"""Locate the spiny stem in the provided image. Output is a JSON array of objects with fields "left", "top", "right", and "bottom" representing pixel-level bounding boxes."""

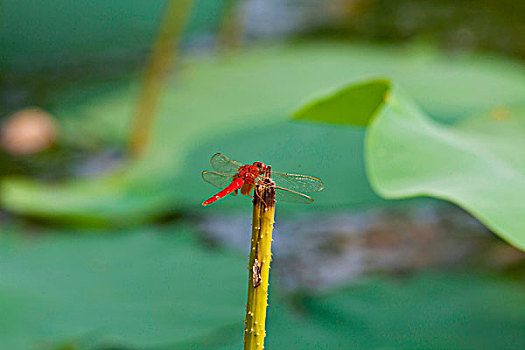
[
  {"left": 244, "top": 166, "right": 276, "bottom": 350},
  {"left": 128, "top": 0, "right": 194, "bottom": 157}
]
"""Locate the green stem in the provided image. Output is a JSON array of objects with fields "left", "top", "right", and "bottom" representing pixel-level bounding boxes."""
[
  {"left": 128, "top": 0, "right": 194, "bottom": 157},
  {"left": 217, "top": 0, "right": 243, "bottom": 53},
  {"left": 244, "top": 166, "right": 276, "bottom": 350}
]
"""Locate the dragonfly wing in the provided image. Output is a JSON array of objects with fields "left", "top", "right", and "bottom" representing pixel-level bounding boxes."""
[
  {"left": 275, "top": 186, "right": 314, "bottom": 204},
  {"left": 272, "top": 171, "right": 324, "bottom": 193},
  {"left": 210, "top": 153, "right": 243, "bottom": 174},
  {"left": 202, "top": 171, "right": 233, "bottom": 189}
]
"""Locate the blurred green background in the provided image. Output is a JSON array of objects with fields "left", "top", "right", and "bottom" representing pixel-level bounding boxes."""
[{"left": 0, "top": 0, "right": 524, "bottom": 349}]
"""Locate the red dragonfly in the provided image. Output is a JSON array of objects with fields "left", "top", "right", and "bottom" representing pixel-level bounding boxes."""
[{"left": 202, "top": 153, "right": 324, "bottom": 206}]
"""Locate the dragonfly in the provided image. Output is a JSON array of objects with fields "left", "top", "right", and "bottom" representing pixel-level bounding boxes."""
[{"left": 201, "top": 153, "right": 324, "bottom": 206}]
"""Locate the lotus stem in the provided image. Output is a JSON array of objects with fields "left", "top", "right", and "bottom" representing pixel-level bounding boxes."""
[
  {"left": 128, "top": 0, "right": 194, "bottom": 157},
  {"left": 217, "top": 0, "right": 243, "bottom": 53},
  {"left": 243, "top": 166, "right": 276, "bottom": 350}
]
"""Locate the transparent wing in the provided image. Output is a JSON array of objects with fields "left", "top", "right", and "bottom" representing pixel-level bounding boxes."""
[
  {"left": 275, "top": 186, "right": 314, "bottom": 204},
  {"left": 210, "top": 153, "right": 243, "bottom": 174},
  {"left": 202, "top": 171, "right": 233, "bottom": 189},
  {"left": 272, "top": 171, "right": 324, "bottom": 193}
]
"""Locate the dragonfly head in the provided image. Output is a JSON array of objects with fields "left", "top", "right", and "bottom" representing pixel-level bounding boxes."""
[{"left": 253, "top": 161, "right": 266, "bottom": 175}]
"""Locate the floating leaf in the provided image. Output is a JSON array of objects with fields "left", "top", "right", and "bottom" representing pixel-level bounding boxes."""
[
  {"left": 219, "top": 272, "right": 525, "bottom": 349},
  {"left": 0, "top": 224, "right": 245, "bottom": 348}
]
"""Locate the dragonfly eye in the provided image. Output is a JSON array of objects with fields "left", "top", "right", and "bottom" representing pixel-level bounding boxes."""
[{"left": 252, "top": 161, "right": 265, "bottom": 173}]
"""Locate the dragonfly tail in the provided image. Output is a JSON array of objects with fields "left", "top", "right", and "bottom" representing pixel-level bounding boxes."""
[{"left": 202, "top": 178, "right": 244, "bottom": 206}]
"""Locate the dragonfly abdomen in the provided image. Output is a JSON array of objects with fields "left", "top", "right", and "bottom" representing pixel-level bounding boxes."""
[{"left": 202, "top": 177, "right": 245, "bottom": 206}]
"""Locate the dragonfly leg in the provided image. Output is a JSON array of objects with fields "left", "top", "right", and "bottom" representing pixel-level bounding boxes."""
[
  {"left": 253, "top": 185, "right": 268, "bottom": 208},
  {"left": 233, "top": 189, "right": 238, "bottom": 196}
]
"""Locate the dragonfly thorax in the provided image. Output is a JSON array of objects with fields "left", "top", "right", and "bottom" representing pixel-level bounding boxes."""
[{"left": 235, "top": 164, "right": 265, "bottom": 184}]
